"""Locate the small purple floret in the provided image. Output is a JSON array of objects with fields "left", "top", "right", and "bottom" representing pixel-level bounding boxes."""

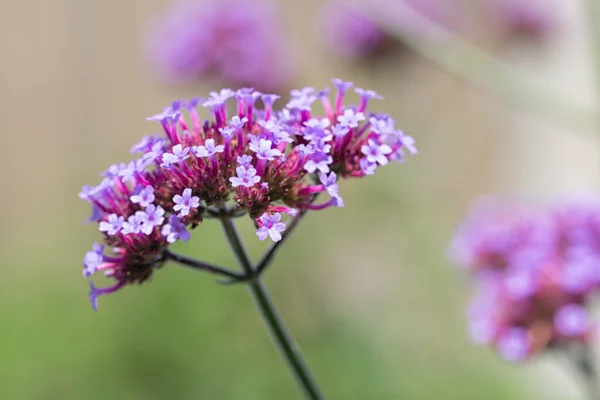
[
  {"left": 173, "top": 188, "right": 200, "bottom": 217},
  {"left": 161, "top": 215, "right": 191, "bottom": 244},
  {"left": 256, "top": 212, "right": 286, "bottom": 242}
]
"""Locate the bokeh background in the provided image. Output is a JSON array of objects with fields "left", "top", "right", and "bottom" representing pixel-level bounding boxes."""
[{"left": 1, "top": 0, "right": 599, "bottom": 399}]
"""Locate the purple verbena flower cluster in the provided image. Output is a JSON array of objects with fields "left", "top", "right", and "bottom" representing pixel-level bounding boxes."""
[
  {"left": 80, "top": 79, "right": 416, "bottom": 309},
  {"left": 319, "top": 1, "right": 389, "bottom": 58},
  {"left": 148, "top": 0, "right": 290, "bottom": 90},
  {"left": 449, "top": 198, "right": 600, "bottom": 362}
]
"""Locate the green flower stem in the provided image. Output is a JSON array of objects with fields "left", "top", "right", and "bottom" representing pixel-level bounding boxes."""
[
  {"left": 219, "top": 216, "right": 325, "bottom": 400},
  {"left": 164, "top": 249, "right": 245, "bottom": 280},
  {"left": 587, "top": 0, "right": 600, "bottom": 105}
]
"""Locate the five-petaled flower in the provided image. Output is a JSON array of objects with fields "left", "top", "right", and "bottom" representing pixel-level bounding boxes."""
[
  {"left": 173, "top": 188, "right": 200, "bottom": 217},
  {"left": 256, "top": 213, "right": 286, "bottom": 242}
]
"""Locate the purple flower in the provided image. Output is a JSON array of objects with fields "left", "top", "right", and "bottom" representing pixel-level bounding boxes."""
[
  {"left": 361, "top": 139, "right": 392, "bottom": 166},
  {"left": 337, "top": 109, "right": 365, "bottom": 128},
  {"left": 130, "top": 185, "right": 155, "bottom": 207},
  {"left": 88, "top": 281, "right": 125, "bottom": 311},
  {"left": 560, "top": 251, "right": 599, "bottom": 294},
  {"left": 296, "top": 144, "right": 314, "bottom": 157},
  {"left": 83, "top": 243, "right": 104, "bottom": 278},
  {"left": 173, "top": 188, "right": 200, "bottom": 216},
  {"left": 219, "top": 126, "right": 236, "bottom": 139},
  {"left": 230, "top": 166, "right": 261, "bottom": 188},
  {"left": 237, "top": 154, "right": 254, "bottom": 167},
  {"left": 397, "top": 131, "right": 418, "bottom": 155},
  {"left": 286, "top": 94, "right": 317, "bottom": 111},
  {"left": 359, "top": 158, "right": 377, "bottom": 175},
  {"left": 261, "top": 94, "right": 280, "bottom": 107},
  {"left": 555, "top": 304, "right": 590, "bottom": 337},
  {"left": 332, "top": 78, "right": 354, "bottom": 95},
  {"left": 369, "top": 116, "right": 395, "bottom": 135},
  {"left": 140, "top": 204, "right": 166, "bottom": 235},
  {"left": 249, "top": 139, "right": 282, "bottom": 160},
  {"left": 161, "top": 144, "right": 190, "bottom": 168},
  {"left": 331, "top": 124, "right": 349, "bottom": 137},
  {"left": 488, "top": 0, "right": 559, "bottom": 40},
  {"left": 467, "top": 301, "right": 498, "bottom": 345},
  {"left": 102, "top": 163, "right": 126, "bottom": 179},
  {"left": 99, "top": 214, "right": 125, "bottom": 235},
  {"left": 304, "top": 152, "right": 333, "bottom": 174},
  {"left": 229, "top": 116, "right": 248, "bottom": 130},
  {"left": 497, "top": 328, "right": 529, "bottom": 363},
  {"left": 130, "top": 135, "right": 165, "bottom": 154},
  {"left": 121, "top": 212, "right": 146, "bottom": 235},
  {"left": 117, "top": 161, "right": 138, "bottom": 182},
  {"left": 355, "top": 88, "right": 383, "bottom": 102},
  {"left": 503, "top": 266, "right": 538, "bottom": 300},
  {"left": 143, "top": 141, "right": 167, "bottom": 162},
  {"left": 320, "top": 172, "right": 339, "bottom": 198},
  {"left": 203, "top": 89, "right": 235, "bottom": 108},
  {"left": 147, "top": 0, "right": 292, "bottom": 90},
  {"left": 450, "top": 197, "right": 600, "bottom": 361},
  {"left": 79, "top": 80, "right": 414, "bottom": 308},
  {"left": 290, "top": 87, "right": 315, "bottom": 97},
  {"left": 304, "top": 118, "right": 330, "bottom": 131},
  {"left": 256, "top": 212, "right": 286, "bottom": 242},
  {"left": 161, "top": 215, "right": 191, "bottom": 244},
  {"left": 319, "top": 2, "right": 388, "bottom": 58},
  {"left": 195, "top": 139, "right": 225, "bottom": 158},
  {"left": 146, "top": 106, "right": 180, "bottom": 123}
]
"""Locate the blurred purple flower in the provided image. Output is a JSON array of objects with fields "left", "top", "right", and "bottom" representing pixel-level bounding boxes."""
[
  {"left": 486, "top": 0, "right": 559, "bottom": 41},
  {"left": 318, "top": 0, "right": 453, "bottom": 59},
  {"left": 450, "top": 197, "right": 600, "bottom": 362},
  {"left": 148, "top": 0, "right": 292, "bottom": 90},
  {"left": 319, "top": 1, "right": 388, "bottom": 58}
]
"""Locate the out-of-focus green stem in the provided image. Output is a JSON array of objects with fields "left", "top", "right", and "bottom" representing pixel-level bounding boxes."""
[
  {"left": 567, "top": 344, "right": 600, "bottom": 400},
  {"left": 343, "top": 0, "right": 599, "bottom": 131},
  {"left": 587, "top": 0, "right": 600, "bottom": 117},
  {"left": 220, "top": 217, "right": 325, "bottom": 400}
]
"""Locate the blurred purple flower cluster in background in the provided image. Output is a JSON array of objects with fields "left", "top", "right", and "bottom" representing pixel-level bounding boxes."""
[
  {"left": 317, "top": 0, "right": 558, "bottom": 61},
  {"left": 318, "top": 0, "right": 454, "bottom": 59},
  {"left": 147, "top": 0, "right": 291, "bottom": 90},
  {"left": 450, "top": 198, "right": 600, "bottom": 362},
  {"left": 485, "top": 0, "right": 559, "bottom": 41}
]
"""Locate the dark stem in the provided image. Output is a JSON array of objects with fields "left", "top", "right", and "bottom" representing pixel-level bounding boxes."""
[
  {"left": 163, "top": 249, "right": 246, "bottom": 281},
  {"left": 220, "top": 216, "right": 325, "bottom": 400},
  {"left": 567, "top": 343, "right": 600, "bottom": 400}
]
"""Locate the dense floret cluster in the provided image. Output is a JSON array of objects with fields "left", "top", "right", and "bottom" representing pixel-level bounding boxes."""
[
  {"left": 450, "top": 198, "right": 600, "bottom": 362},
  {"left": 80, "top": 79, "right": 416, "bottom": 309}
]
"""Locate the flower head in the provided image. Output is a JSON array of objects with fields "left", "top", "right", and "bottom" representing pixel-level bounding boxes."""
[
  {"left": 147, "top": 0, "right": 292, "bottom": 90},
  {"left": 450, "top": 197, "right": 600, "bottom": 362},
  {"left": 79, "top": 79, "right": 414, "bottom": 308}
]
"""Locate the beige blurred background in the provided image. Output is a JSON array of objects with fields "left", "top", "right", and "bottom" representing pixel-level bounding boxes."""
[{"left": 1, "top": 0, "right": 599, "bottom": 399}]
